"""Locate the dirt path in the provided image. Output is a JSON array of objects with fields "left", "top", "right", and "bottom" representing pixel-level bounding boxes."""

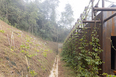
[
  {"left": 58, "top": 56, "right": 65, "bottom": 77},
  {"left": 49, "top": 43, "right": 64, "bottom": 77},
  {"left": 57, "top": 44, "right": 64, "bottom": 77},
  {"left": 49, "top": 56, "right": 58, "bottom": 77},
  {"left": 48, "top": 43, "right": 77, "bottom": 77},
  {"left": 49, "top": 55, "right": 65, "bottom": 77}
]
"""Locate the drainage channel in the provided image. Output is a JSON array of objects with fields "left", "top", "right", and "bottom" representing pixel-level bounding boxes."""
[{"left": 49, "top": 56, "right": 58, "bottom": 77}]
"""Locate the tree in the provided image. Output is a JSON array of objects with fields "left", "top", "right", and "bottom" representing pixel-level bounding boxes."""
[
  {"left": 57, "top": 26, "right": 70, "bottom": 42},
  {"left": 40, "top": 0, "right": 59, "bottom": 21},
  {"left": 36, "top": 0, "right": 59, "bottom": 41},
  {"left": 0, "top": 0, "right": 67, "bottom": 42},
  {"left": 56, "top": 4, "right": 74, "bottom": 42},
  {"left": 59, "top": 4, "right": 74, "bottom": 28}
]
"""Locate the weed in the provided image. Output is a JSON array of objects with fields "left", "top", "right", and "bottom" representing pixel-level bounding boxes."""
[
  {"left": 26, "top": 53, "right": 37, "bottom": 58},
  {"left": 50, "top": 50, "right": 53, "bottom": 53},
  {"left": 25, "top": 46, "right": 30, "bottom": 49},
  {"left": 37, "top": 49, "right": 39, "bottom": 52},
  {"left": 25, "top": 43, "right": 29, "bottom": 46},
  {"left": 36, "top": 44, "right": 39, "bottom": 46},
  {"left": 33, "top": 48, "right": 39, "bottom": 52},
  {"left": 21, "top": 50, "right": 29, "bottom": 54},
  {"left": 18, "top": 34, "right": 21, "bottom": 37},
  {"left": 26, "top": 36, "right": 32, "bottom": 43},
  {"left": 29, "top": 42, "right": 33, "bottom": 45},
  {"left": 27, "top": 54, "right": 33, "bottom": 58},
  {"left": 33, "top": 53, "right": 37, "bottom": 56},
  {"left": 102, "top": 73, "right": 116, "bottom": 77},
  {"left": 42, "top": 52, "right": 47, "bottom": 57},
  {"left": 41, "top": 48, "right": 44, "bottom": 51},
  {"left": 44, "top": 49, "right": 49, "bottom": 52},
  {"left": 21, "top": 50, "right": 25, "bottom": 53},
  {"left": 29, "top": 70, "right": 37, "bottom": 76},
  {"left": 0, "top": 30, "right": 5, "bottom": 33},
  {"left": 38, "top": 59, "right": 41, "bottom": 62},
  {"left": 20, "top": 44, "right": 25, "bottom": 49},
  {"left": 10, "top": 48, "right": 14, "bottom": 51},
  {"left": 41, "top": 66, "right": 46, "bottom": 71},
  {"left": 20, "top": 44, "right": 29, "bottom": 49}
]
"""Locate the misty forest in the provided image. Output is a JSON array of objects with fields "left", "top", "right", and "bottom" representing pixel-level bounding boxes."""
[
  {"left": 0, "top": 0, "right": 74, "bottom": 42},
  {"left": 0, "top": 0, "right": 76, "bottom": 77},
  {"left": 1, "top": 0, "right": 115, "bottom": 77}
]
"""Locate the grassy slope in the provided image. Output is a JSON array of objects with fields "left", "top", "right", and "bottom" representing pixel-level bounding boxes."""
[{"left": 0, "top": 20, "right": 57, "bottom": 77}]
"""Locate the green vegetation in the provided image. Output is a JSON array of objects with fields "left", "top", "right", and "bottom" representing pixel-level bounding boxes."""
[
  {"left": 62, "top": 26, "right": 103, "bottom": 77},
  {"left": 58, "top": 4, "right": 74, "bottom": 28},
  {"left": 102, "top": 73, "right": 116, "bottom": 77},
  {"left": 0, "top": 30, "right": 5, "bottom": 33},
  {"left": 60, "top": 2, "right": 105, "bottom": 76},
  {"left": 42, "top": 52, "right": 47, "bottom": 57},
  {"left": 0, "top": 0, "right": 74, "bottom": 42},
  {"left": 58, "top": 3, "right": 74, "bottom": 42},
  {"left": 29, "top": 70, "right": 37, "bottom": 76}
]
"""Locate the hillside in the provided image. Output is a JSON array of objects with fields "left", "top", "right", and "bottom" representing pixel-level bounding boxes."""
[{"left": 0, "top": 20, "right": 57, "bottom": 77}]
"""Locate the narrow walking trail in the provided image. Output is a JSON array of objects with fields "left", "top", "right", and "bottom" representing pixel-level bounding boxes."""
[
  {"left": 49, "top": 56, "right": 58, "bottom": 77},
  {"left": 58, "top": 56, "right": 64, "bottom": 77},
  {"left": 49, "top": 43, "right": 63, "bottom": 77}
]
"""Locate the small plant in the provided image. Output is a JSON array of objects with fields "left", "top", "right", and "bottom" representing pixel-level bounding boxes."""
[
  {"left": 38, "top": 59, "right": 41, "bottom": 62},
  {"left": 18, "top": 34, "right": 21, "bottom": 37},
  {"left": 36, "top": 44, "right": 40, "bottom": 46},
  {"left": 21, "top": 50, "right": 25, "bottom": 53},
  {"left": 102, "top": 73, "right": 116, "bottom": 77},
  {"left": 26, "top": 54, "right": 36, "bottom": 58},
  {"left": 10, "top": 48, "right": 14, "bottom": 51},
  {"left": 33, "top": 53, "right": 37, "bottom": 56},
  {"left": 20, "top": 43, "right": 29, "bottom": 49},
  {"left": 20, "top": 44, "right": 26, "bottom": 49},
  {"left": 50, "top": 50, "right": 53, "bottom": 53},
  {"left": 42, "top": 52, "right": 47, "bottom": 57},
  {"left": 29, "top": 70, "right": 37, "bottom": 76},
  {"left": 27, "top": 54, "right": 33, "bottom": 58},
  {"left": 41, "top": 66, "right": 46, "bottom": 71},
  {"left": 21, "top": 50, "right": 29, "bottom": 54},
  {"left": 0, "top": 30, "right": 5, "bottom": 33},
  {"left": 37, "top": 49, "right": 39, "bottom": 52},
  {"left": 26, "top": 36, "right": 32, "bottom": 44},
  {"left": 44, "top": 49, "right": 49, "bottom": 52}
]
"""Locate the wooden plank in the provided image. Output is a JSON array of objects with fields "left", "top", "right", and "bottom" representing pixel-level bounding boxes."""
[
  {"left": 93, "top": 7, "right": 116, "bottom": 11},
  {"left": 83, "top": 20, "right": 101, "bottom": 23}
]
